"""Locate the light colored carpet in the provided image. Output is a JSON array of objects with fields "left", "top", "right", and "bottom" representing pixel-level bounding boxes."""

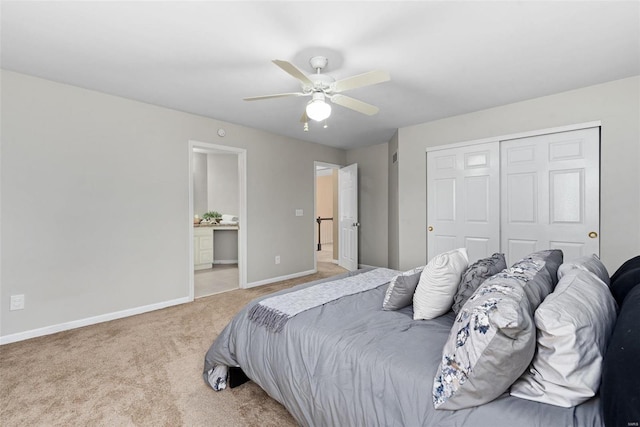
[{"left": 0, "top": 261, "right": 347, "bottom": 426}]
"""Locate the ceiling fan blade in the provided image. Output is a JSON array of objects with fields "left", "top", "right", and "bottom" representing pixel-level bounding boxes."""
[
  {"left": 332, "top": 70, "right": 390, "bottom": 93},
  {"left": 243, "top": 92, "right": 306, "bottom": 101},
  {"left": 330, "top": 94, "right": 379, "bottom": 116},
  {"left": 272, "top": 60, "right": 314, "bottom": 87}
]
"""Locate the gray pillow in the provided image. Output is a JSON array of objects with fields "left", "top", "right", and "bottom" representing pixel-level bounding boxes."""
[
  {"left": 511, "top": 268, "right": 617, "bottom": 407},
  {"left": 452, "top": 253, "right": 507, "bottom": 314},
  {"left": 433, "top": 249, "right": 563, "bottom": 410},
  {"left": 557, "top": 253, "right": 610, "bottom": 286},
  {"left": 382, "top": 266, "right": 424, "bottom": 310}
]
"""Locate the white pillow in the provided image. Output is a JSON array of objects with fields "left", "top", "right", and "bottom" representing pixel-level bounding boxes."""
[
  {"left": 413, "top": 248, "right": 468, "bottom": 320},
  {"left": 510, "top": 269, "right": 618, "bottom": 407},
  {"left": 557, "top": 253, "right": 610, "bottom": 286}
]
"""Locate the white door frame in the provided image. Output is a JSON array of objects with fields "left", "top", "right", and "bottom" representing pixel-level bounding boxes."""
[
  {"left": 425, "top": 121, "right": 602, "bottom": 153},
  {"left": 188, "top": 140, "right": 247, "bottom": 301},
  {"left": 313, "top": 161, "right": 341, "bottom": 272}
]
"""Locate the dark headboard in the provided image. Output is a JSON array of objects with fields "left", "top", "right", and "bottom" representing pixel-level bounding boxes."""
[{"left": 601, "top": 256, "right": 640, "bottom": 427}]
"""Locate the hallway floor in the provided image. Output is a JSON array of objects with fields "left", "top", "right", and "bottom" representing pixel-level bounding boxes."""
[
  {"left": 195, "top": 243, "right": 340, "bottom": 299},
  {"left": 195, "top": 264, "right": 238, "bottom": 298}
]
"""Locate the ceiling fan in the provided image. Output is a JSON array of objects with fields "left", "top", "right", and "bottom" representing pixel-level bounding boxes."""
[{"left": 244, "top": 56, "right": 390, "bottom": 126}]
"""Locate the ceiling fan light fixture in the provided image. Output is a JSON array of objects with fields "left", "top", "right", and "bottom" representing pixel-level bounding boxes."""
[
  {"left": 306, "top": 93, "right": 331, "bottom": 122},
  {"left": 246, "top": 57, "right": 390, "bottom": 125}
]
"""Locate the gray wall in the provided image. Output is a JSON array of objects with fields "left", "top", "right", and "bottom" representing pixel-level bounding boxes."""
[
  {"left": 207, "top": 153, "right": 239, "bottom": 216},
  {"left": 395, "top": 76, "right": 640, "bottom": 273},
  {"left": 332, "top": 169, "right": 339, "bottom": 261},
  {"left": 387, "top": 131, "right": 399, "bottom": 270},
  {"left": 1, "top": 70, "right": 345, "bottom": 338},
  {"left": 346, "top": 142, "right": 389, "bottom": 268},
  {"left": 192, "top": 152, "right": 208, "bottom": 216},
  {"left": 214, "top": 231, "right": 238, "bottom": 262},
  {"left": 193, "top": 152, "right": 240, "bottom": 218}
]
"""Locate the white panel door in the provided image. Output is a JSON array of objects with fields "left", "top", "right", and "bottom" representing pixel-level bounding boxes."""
[
  {"left": 427, "top": 142, "right": 500, "bottom": 263},
  {"left": 339, "top": 163, "right": 359, "bottom": 271},
  {"left": 501, "top": 127, "right": 600, "bottom": 265}
]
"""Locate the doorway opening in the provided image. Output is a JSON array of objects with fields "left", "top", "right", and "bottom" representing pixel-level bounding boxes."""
[
  {"left": 314, "top": 162, "right": 340, "bottom": 272},
  {"left": 189, "top": 140, "right": 247, "bottom": 300}
]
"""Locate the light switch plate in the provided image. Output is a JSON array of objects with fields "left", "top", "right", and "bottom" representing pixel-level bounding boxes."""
[
  {"left": 10, "top": 294, "right": 25, "bottom": 311},
  {"left": 295, "top": 209, "right": 303, "bottom": 216}
]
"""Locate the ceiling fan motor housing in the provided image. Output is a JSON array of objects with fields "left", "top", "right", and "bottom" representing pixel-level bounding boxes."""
[
  {"left": 308, "top": 73, "right": 335, "bottom": 92},
  {"left": 309, "top": 56, "right": 329, "bottom": 70}
]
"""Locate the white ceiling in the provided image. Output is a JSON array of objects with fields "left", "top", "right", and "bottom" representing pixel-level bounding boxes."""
[{"left": 2, "top": 1, "right": 639, "bottom": 149}]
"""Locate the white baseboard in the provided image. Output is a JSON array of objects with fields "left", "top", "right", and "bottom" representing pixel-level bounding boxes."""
[
  {"left": 358, "top": 263, "right": 380, "bottom": 269},
  {"left": 0, "top": 296, "right": 190, "bottom": 345},
  {"left": 245, "top": 269, "right": 316, "bottom": 288},
  {"left": 213, "top": 259, "right": 238, "bottom": 265}
]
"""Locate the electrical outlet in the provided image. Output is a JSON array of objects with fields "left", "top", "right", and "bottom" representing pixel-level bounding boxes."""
[
  {"left": 10, "top": 294, "right": 25, "bottom": 311},
  {"left": 275, "top": 255, "right": 281, "bottom": 264}
]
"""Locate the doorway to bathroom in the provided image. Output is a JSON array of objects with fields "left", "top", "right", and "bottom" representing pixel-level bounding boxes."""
[{"left": 189, "top": 140, "right": 247, "bottom": 299}]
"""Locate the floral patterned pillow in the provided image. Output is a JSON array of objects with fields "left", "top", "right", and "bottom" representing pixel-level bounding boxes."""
[{"left": 432, "top": 250, "right": 563, "bottom": 410}]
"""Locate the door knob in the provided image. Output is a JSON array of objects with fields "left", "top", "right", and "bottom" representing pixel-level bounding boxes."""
[
  {"left": 428, "top": 226, "right": 434, "bottom": 232},
  {"left": 588, "top": 231, "right": 598, "bottom": 238},
  {"left": 352, "top": 222, "right": 360, "bottom": 227}
]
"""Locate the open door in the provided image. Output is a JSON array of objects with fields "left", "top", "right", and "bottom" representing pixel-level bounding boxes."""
[{"left": 339, "top": 163, "right": 359, "bottom": 270}]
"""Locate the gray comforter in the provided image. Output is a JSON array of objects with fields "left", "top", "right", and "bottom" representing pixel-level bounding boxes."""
[{"left": 203, "top": 269, "right": 603, "bottom": 426}]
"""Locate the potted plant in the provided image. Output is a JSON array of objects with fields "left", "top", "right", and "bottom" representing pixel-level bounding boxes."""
[{"left": 202, "top": 211, "right": 222, "bottom": 224}]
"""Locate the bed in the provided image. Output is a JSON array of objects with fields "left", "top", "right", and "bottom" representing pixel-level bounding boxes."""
[{"left": 203, "top": 252, "right": 640, "bottom": 427}]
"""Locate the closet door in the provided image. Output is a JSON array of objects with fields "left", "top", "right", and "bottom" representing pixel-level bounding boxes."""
[
  {"left": 501, "top": 127, "right": 600, "bottom": 265},
  {"left": 427, "top": 141, "right": 500, "bottom": 263}
]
